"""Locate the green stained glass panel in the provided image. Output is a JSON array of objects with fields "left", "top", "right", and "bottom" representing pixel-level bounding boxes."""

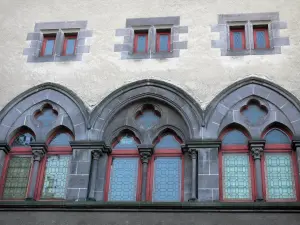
[
  {"left": 3, "top": 157, "right": 31, "bottom": 199},
  {"left": 264, "top": 153, "right": 296, "bottom": 200},
  {"left": 42, "top": 155, "right": 71, "bottom": 199},
  {"left": 222, "top": 153, "right": 251, "bottom": 199}
]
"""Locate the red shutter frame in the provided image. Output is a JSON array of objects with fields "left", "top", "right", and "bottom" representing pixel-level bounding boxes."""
[
  {"left": 134, "top": 34, "right": 148, "bottom": 53},
  {"left": 40, "top": 37, "right": 56, "bottom": 56},
  {"left": 230, "top": 29, "right": 246, "bottom": 50},
  {"left": 156, "top": 32, "right": 171, "bottom": 52},
  {"left": 253, "top": 28, "right": 270, "bottom": 49},
  {"left": 62, "top": 35, "right": 77, "bottom": 56}
]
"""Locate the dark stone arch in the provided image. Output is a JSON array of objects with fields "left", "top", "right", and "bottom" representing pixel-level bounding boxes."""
[
  {"left": 0, "top": 82, "right": 89, "bottom": 141},
  {"left": 45, "top": 125, "right": 75, "bottom": 144},
  {"left": 218, "top": 122, "right": 251, "bottom": 139},
  {"left": 261, "top": 122, "right": 294, "bottom": 139},
  {"left": 7, "top": 125, "right": 36, "bottom": 145},
  {"left": 90, "top": 79, "right": 203, "bottom": 140},
  {"left": 151, "top": 125, "right": 186, "bottom": 145},
  {"left": 104, "top": 125, "right": 143, "bottom": 146},
  {"left": 205, "top": 77, "right": 300, "bottom": 139}
]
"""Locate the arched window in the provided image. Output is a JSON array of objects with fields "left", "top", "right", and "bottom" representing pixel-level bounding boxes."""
[
  {"left": 105, "top": 131, "right": 141, "bottom": 201},
  {"left": 148, "top": 131, "right": 183, "bottom": 202},
  {"left": 0, "top": 128, "right": 36, "bottom": 199},
  {"left": 262, "top": 128, "right": 298, "bottom": 201},
  {"left": 35, "top": 128, "right": 74, "bottom": 200},
  {"left": 220, "top": 128, "right": 254, "bottom": 201}
]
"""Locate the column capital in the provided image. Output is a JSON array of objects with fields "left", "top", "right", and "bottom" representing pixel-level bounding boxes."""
[
  {"left": 292, "top": 139, "right": 300, "bottom": 151},
  {"left": 0, "top": 142, "right": 10, "bottom": 154},
  {"left": 30, "top": 143, "right": 47, "bottom": 161},
  {"left": 92, "top": 149, "right": 103, "bottom": 160},
  {"left": 138, "top": 144, "right": 153, "bottom": 164},
  {"left": 70, "top": 141, "right": 112, "bottom": 154},
  {"left": 249, "top": 140, "right": 265, "bottom": 160},
  {"left": 188, "top": 148, "right": 197, "bottom": 159}
]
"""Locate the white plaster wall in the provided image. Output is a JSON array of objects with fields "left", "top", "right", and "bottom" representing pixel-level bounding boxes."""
[{"left": 0, "top": 0, "right": 299, "bottom": 110}]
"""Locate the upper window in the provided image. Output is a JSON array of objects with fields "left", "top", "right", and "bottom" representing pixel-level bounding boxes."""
[
  {"left": 63, "top": 34, "right": 77, "bottom": 56},
  {"left": 41, "top": 34, "right": 56, "bottom": 56},
  {"left": 134, "top": 31, "right": 148, "bottom": 53},
  {"left": 156, "top": 29, "right": 171, "bottom": 52},
  {"left": 264, "top": 129, "right": 290, "bottom": 144},
  {"left": 222, "top": 129, "right": 248, "bottom": 145},
  {"left": 253, "top": 25, "right": 270, "bottom": 49},
  {"left": 113, "top": 132, "right": 140, "bottom": 150},
  {"left": 49, "top": 132, "right": 73, "bottom": 146},
  {"left": 230, "top": 26, "right": 246, "bottom": 50}
]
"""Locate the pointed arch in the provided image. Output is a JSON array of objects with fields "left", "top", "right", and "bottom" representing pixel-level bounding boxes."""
[
  {"left": 9, "top": 126, "right": 36, "bottom": 146},
  {"left": 46, "top": 125, "right": 75, "bottom": 146}
]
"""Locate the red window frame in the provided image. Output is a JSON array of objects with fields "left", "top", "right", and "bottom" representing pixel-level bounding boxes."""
[
  {"left": 230, "top": 27, "right": 246, "bottom": 50},
  {"left": 62, "top": 35, "right": 77, "bottom": 56},
  {"left": 261, "top": 128, "right": 299, "bottom": 202},
  {"left": 156, "top": 32, "right": 171, "bottom": 52},
  {"left": 253, "top": 27, "right": 270, "bottom": 49},
  {"left": 134, "top": 33, "right": 148, "bottom": 53},
  {"left": 104, "top": 135, "right": 142, "bottom": 201},
  {"left": 147, "top": 134, "right": 184, "bottom": 202},
  {"left": 35, "top": 129, "right": 74, "bottom": 201},
  {"left": 219, "top": 128, "right": 255, "bottom": 202},
  {"left": 0, "top": 130, "right": 35, "bottom": 200},
  {"left": 40, "top": 36, "right": 56, "bottom": 56}
]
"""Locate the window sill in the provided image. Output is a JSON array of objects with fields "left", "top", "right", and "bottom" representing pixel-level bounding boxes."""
[
  {"left": 222, "top": 48, "right": 280, "bottom": 56},
  {"left": 124, "top": 50, "right": 179, "bottom": 60},
  {"left": 27, "top": 54, "right": 83, "bottom": 63}
]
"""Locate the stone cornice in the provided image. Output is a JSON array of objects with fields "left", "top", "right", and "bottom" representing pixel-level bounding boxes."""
[
  {"left": 70, "top": 141, "right": 111, "bottom": 154},
  {"left": 183, "top": 139, "right": 222, "bottom": 149},
  {"left": 0, "top": 142, "right": 10, "bottom": 154}
]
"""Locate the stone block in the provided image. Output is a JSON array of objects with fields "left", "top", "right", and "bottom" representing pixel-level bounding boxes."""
[
  {"left": 198, "top": 175, "right": 218, "bottom": 188},
  {"left": 198, "top": 160, "right": 209, "bottom": 174},
  {"left": 198, "top": 188, "right": 213, "bottom": 202},
  {"left": 65, "top": 188, "right": 79, "bottom": 200},
  {"left": 173, "top": 41, "right": 188, "bottom": 50},
  {"left": 68, "top": 175, "right": 89, "bottom": 188},
  {"left": 210, "top": 160, "right": 218, "bottom": 175},
  {"left": 77, "top": 161, "right": 91, "bottom": 174}
]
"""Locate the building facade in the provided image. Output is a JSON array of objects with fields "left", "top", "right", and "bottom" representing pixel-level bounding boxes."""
[{"left": 0, "top": 0, "right": 300, "bottom": 224}]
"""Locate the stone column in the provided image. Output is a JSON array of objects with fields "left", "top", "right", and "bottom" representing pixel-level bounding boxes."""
[
  {"left": 27, "top": 143, "right": 46, "bottom": 200},
  {"left": 292, "top": 140, "right": 300, "bottom": 191},
  {"left": 188, "top": 148, "right": 197, "bottom": 201},
  {"left": 88, "top": 149, "right": 103, "bottom": 201},
  {"left": 0, "top": 143, "right": 10, "bottom": 178},
  {"left": 249, "top": 140, "right": 265, "bottom": 202},
  {"left": 138, "top": 144, "right": 153, "bottom": 201}
]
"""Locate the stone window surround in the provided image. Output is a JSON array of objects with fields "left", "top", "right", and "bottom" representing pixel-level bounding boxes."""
[
  {"left": 114, "top": 16, "right": 188, "bottom": 60},
  {"left": 211, "top": 12, "right": 290, "bottom": 56},
  {"left": 23, "top": 21, "right": 93, "bottom": 62}
]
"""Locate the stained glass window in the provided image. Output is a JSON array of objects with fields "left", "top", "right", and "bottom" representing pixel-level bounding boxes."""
[
  {"left": 222, "top": 130, "right": 248, "bottom": 145},
  {"left": 65, "top": 38, "right": 76, "bottom": 55},
  {"left": 12, "top": 132, "right": 35, "bottom": 146},
  {"left": 108, "top": 158, "right": 139, "bottom": 201},
  {"left": 222, "top": 153, "right": 252, "bottom": 199},
  {"left": 255, "top": 31, "right": 267, "bottom": 48},
  {"left": 49, "top": 132, "right": 73, "bottom": 146},
  {"left": 135, "top": 34, "right": 147, "bottom": 53},
  {"left": 264, "top": 153, "right": 296, "bottom": 200},
  {"left": 152, "top": 157, "right": 181, "bottom": 201},
  {"left": 114, "top": 134, "right": 138, "bottom": 150},
  {"left": 158, "top": 34, "right": 169, "bottom": 51},
  {"left": 136, "top": 108, "right": 160, "bottom": 129},
  {"left": 42, "top": 155, "right": 70, "bottom": 199},
  {"left": 44, "top": 39, "right": 55, "bottom": 56},
  {"left": 3, "top": 156, "right": 31, "bottom": 199},
  {"left": 155, "top": 134, "right": 181, "bottom": 150},
  {"left": 264, "top": 129, "right": 290, "bottom": 144},
  {"left": 36, "top": 107, "right": 57, "bottom": 126},
  {"left": 241, "top": 102, "right": 267, "bottom": 126}
]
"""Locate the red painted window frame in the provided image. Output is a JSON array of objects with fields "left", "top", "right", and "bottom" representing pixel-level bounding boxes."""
[
  {"left": 104, "top": 135, "right": 142, "bottom": 201},
  {"left": 62, "top": 35, "right": 77, "bottom": 56},
  {"left": 40, "top": 36, "right": 56, "bottom": 56},
  {"left": 156, "top": 32, "right": 171, "bottom": 52},
  {"left": 146, "top": 133, "right": 184, "bottom": 202},
  {"left": 219, "top": 128, "right": 255, "bottom": 202},
  {"left": 0, "top": 130, "right": 35, "bottom": 200},
  {"left": 134, "top": 33, "right": 148, "bottom": 53},
  {"left": 261, "top": 128, "right": 299, "bottom": 202},
  {"left": 230, "top": 27, "right": 246, "bottom": 50},
  {"left": 35, "top": 130, "right": 74, "bottom": 201},
  {"left": 253, "top": 27, "right": 270, "bottom": 49}
]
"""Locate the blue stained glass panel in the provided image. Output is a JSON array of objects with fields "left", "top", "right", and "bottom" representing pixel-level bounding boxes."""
[
  {"left": 136, "top": 110, "right": 160, "bottom": 129},
  {"left": 50, "top": 133, "right": 73, "bottom": 146},
  {"left": 42, "top": 155, "right": 70, "bottom": 199},
  {"left": 233, "top": 32, "right": 243, "bottom": 49},
  {"left": 45, "top": 40, "right": 54, "bottom": 55},
  {"left": 137, "top": 35, "right": 147, "bottom": 52},
  {"left": 155, "top": 135, "right": 181, "bottom": 150},
  {"left": 66, "top": 39, "right": 76, "bottom": 55},
  {"left": 108, "top": 158, "right": 138, "bottom": 201},
  {"left": 36, "top": 109, "right": 57, "bottom": 126},
  {"left": 264, "top": 153, "right": 296, "bottom": 199},
  {"left": 222, "top": 153, "right": 251, "bottom": 199},
  {"left": 114, "top": 135, "right": 138, "bottom": 150},
  {"left": 242, "top": 104, "right": 267, "bottom": 126},
  {"left": 222, "top": 130, "right": 248, "bottom": 145},
  {"left": 265, "top": 129, "right": 290, "bottom": 144},
  {"left": 256, "top": 31, "right": 267, "bottom": 48},
  {"left": 12, "top": 132, "right": 35, "bottom": 146},
  {"left": 159, "top": 35, "right": 169, "bottom": 51},
  {"left": 152, "top": 157, "right": 181, "bottom": 201}
]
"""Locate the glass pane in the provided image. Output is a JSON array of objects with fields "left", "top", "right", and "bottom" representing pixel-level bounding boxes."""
[
  {"left": 42, "top": 155, "right": 70, "bottom": 199},
  {"left": 153, "top": 157, "right": 181, "bottom": 201},
  {"left": 44, "top": 39, "right": 54, "bottom": 55},
  {"left": 155, "top": 135, "right": 181, "bottom": 150},
  {"left": 222, "top": 130, "right": 247, "bottom": 145},
  {"left": 265, "top": 129, "right": 290, "bottom": 144},
  {"left": 222, "top": 153, "right": 251, "bottom": 199},
  {"left": 12, "top": 132, "right": 35, "bottom": 146},
  {"left": 3, "top": 157, "right": 31, "bottom": 199},
  {"left": 36, "top": 109, "right": 57, "bottom": 126},
  {"left": 137, "top": 35, "right": 146, "bottom": 52},
  {"left": 66, "top": 39, "right": 76, "bottom": 55},
  {"left": 242, "top": 104, "right": 267, "bottom": 126},
  {"left": 264, "top": 153, "right": 296, "bottom": 200},
  {"left": 159, "top": 35, "right": 169, "bottom": 51},
  {"left": 233, "top": 32, "right": 243, "bottom": 49},
  {"left": 136, "top": 109, "right": 160, "bottom": 129},
  {"left": 256, "top": 31, "right": 266, "bottom": 48},
  {"left": 108, "top": 158, "right": 138, "bottom": 201},
  {"left": 50, "top": 133, "right": 73, "bottom": 146},
  {"left": 114, "top": 135, "right": 138, "bottom": 150}
]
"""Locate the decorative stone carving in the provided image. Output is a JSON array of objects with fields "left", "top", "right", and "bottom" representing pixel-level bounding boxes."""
[
  {"left": 250, "top": 147, "right": 263, "bottom": 160},
  {"left": 92, "top": 149, "right": 103, "bottom": 160}
]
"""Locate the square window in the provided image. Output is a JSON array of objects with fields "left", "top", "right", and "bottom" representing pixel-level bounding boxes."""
[
  {"left": 253, "top": 25, "right": 270, "bottom": 49},
  {"left": 41, "top": 34, "right": 56, "bottom": 56},
  {"left": 134, "top": 31, "right": 148, "bottom": 53},
  {"left": 156, "top": 29, "right": 171, "bottom": 52},
  {"left": 63, "top": 34, "right": 77, "bottom": 56},
  {"left": 230, "top": 26, "right": 246, "bottom": 50}
]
